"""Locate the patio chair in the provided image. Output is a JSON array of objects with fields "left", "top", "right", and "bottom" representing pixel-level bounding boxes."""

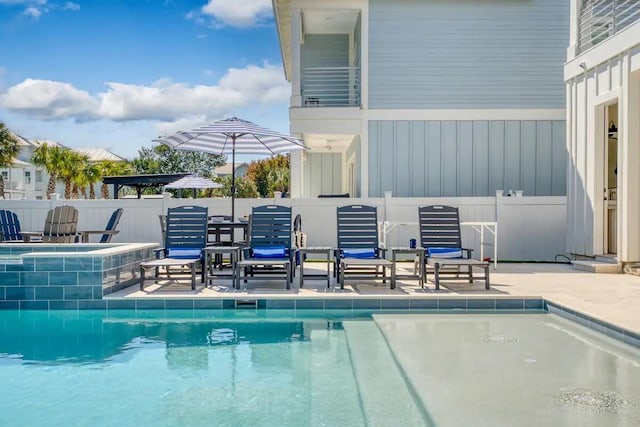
[
  {"left": 21, "top": 205, "right": 80, "bottom": 243},
  {"left": 79, "top": 208, "right": 123, "bottom": 243},
  {"left": 235, "top": 205, "right": 294, "bottom": 290},
  {"left": 335, "top": 205, "right": 394, "bottom": 289},
  {"left": 140, "top": 205, "right": 208, "bottom": 291},
  {"left": 418, "top": 205, "right": 490, "bottom": 290},
  {"left": 0, "top": 209, "right": 23, "bottom": 242}
]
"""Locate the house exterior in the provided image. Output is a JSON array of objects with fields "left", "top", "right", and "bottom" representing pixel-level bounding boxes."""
[
  {"left": 564, "top": 0, "right": 640, "bottom": 263},
  {"left": 0, "top": 133, "right": 47, "bottom": 200},
  {"left": 273, "top": 0, "right": 570, "bottom": 199},
  {"left": 0, "top": 132, "right": 125, "bottom": 199},
  {"left": 213, "top": 162, "right": 249, "bottom": 178}
]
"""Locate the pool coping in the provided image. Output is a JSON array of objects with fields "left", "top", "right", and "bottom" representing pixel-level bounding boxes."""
[{"left": 1, "top": 296, "right": 639, "bottom": 350}]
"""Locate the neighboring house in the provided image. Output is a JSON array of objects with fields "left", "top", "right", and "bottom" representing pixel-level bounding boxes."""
[
  {"left": 0, "top": 132, "right": 47, "bottom": 200},
  {"left": 273, "top": 0, "right": 570, "bottom": 198},
  {"left": 564, "top": 1, "right": 640, "bottom": 263},
  {"left": 0, "top": 130, "right": 125, "bottom": 199},
  {"left": 213, "top": 162, "right": 248, "bottom": 178}
]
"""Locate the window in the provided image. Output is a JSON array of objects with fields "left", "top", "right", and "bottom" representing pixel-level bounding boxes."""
[
  {"left": 1, "top": 171, "right": 7, "bottom": 180},
  {"left": 25, "top": 171, "right": 31, "bottom": 184},
  {"left": 36, "top": 170, "right": 43, "bottom": 183}
]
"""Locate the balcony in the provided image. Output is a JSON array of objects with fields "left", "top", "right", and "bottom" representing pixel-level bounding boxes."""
[
  {"left": 301, "top": 66, "right": 360, "bottom": 108},
  {"left": 578, "top": 0, "right": 640, "bottom": 53}
]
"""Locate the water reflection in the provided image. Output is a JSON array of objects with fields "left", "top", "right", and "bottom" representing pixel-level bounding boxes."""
[{"left": 0, "top": 311, "right": 328, "bottom": 364}]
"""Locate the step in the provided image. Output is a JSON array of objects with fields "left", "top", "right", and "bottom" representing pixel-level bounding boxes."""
[
  {"left": 572, "top": 260, "right": 622, "bottom": 273},
  {"left": 595, "top": 255, "right": 619, "bottom": 264},
  {"left": 342, "top": 321, "right": 429, "bottom": 426}
]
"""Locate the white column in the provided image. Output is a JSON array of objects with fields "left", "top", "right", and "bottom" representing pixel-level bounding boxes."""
[
  {"left": 290, "top": 151, "right": 303, "bottom": 198},
  {"left": 619, "top": 66, "right": 640, "bottom": 261},
  {"left": 290, "top": 8, "right": 302, "bottom": 108},
  {"left": 567, "top": 0, "right": 582, "bottom": 60}
]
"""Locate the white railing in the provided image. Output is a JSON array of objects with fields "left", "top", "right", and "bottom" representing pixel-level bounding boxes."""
[
  {"left": 301, "top": 66, "right": 360, "bottom": 107},
  {"left": 578, "top": 0, "right": 640, "bottom": 53}
]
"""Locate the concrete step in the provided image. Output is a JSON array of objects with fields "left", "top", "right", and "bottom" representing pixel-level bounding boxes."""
[
  {"left": 595, "top": 255, "right": 619, "bottom": 264},
  {"left": 572, "top": 260, "right": 622, "bottom": 273}
]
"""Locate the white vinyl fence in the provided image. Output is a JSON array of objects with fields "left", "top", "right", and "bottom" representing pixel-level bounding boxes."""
[{"left": 0, "top": 193, "right": 567, "bottom": 261}]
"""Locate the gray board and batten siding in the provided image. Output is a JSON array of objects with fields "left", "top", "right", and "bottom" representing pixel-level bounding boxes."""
[
  {"left": 368, "top": 0, "right": 570, "bottom": 109},
  {"left": 368, "top": 120, "right": 566, "bottom": 197}
]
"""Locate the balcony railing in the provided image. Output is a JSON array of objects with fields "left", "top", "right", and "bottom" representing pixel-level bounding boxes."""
[
  {"left": 301, "top": 66, "right": 360, "bottom": 107},
  {"left": 578, "top": 0, "right": 640, "bottom": 53}
]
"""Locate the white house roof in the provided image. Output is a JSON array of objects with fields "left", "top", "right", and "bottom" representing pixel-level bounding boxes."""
[
  {"left": 33, "top": 139, "right": 66, "bottom": 148},
  {"left": 74, "top": 148, "right": 124, "bottom": 162},
  {"left": 213, "top": 163, "right": 248, "bottom": 176},
  {"left": 9, "top": 131, "right": 34, "bottom": 147}
]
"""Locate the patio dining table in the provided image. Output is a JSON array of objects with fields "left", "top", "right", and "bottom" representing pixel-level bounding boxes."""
[{"left": 207, "top": 221, "right": 248, "bottom": 245}]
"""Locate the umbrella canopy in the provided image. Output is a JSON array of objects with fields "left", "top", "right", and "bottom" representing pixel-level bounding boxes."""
[
  {"left": 165, "top": 175, "right": 222, "bottom": 199},
  {"left": 155, "top": 117, "right": 307, "bottom": 218}
]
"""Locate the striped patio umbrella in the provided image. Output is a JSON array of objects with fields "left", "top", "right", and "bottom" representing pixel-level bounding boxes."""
[
  {"left": 164, "top": 175, "right": 222, "bottom": 198},
  {"left": 154, "top": 117, "right": 307, "bottom": 219}
]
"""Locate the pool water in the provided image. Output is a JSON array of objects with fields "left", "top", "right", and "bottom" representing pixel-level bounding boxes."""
[
  {"left": 0, "top": 310, "right": 639, "bottom": 426},
  {"left": 0, "top": 310, "right": 427, "bottom": 427}
]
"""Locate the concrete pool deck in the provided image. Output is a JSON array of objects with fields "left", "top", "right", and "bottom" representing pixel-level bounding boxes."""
[{"left": 107, "top": 262, "right": 640, "bottom": 336}]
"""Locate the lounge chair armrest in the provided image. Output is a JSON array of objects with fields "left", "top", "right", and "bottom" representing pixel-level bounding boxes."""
[
  {"left": 154, "top": 247, "right": 166, "bottom": 259},
  {"left": 377, "top": 247, "right": 388, "bottom": 258},
  {"left": 462, "top": 248, "right": 473, "bottom": 259}
]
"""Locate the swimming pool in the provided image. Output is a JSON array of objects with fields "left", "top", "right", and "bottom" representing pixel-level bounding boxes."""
[{"left": 0, "top": 310, "right": 638, "bottom": 426}]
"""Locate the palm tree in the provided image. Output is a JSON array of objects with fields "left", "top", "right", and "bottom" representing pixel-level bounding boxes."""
[
  {"left": 97, "top": 160, "right": 132, "bottom": 199},
  {"left": 0, "top": 123, "right": 19, "bottom": 199},
  {"left": 73, "top": 162, "right": 102, "bottom": 199},
  {"left": 60, "top": 151, "right": 88, "bottom": 199},
  {"left": 31, "top": 142, "right": 67, "bottom": 199}
]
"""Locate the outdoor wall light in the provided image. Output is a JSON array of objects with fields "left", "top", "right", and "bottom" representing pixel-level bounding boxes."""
[{"left": 579, "top": 62, "right": 587, "bottom": 70}]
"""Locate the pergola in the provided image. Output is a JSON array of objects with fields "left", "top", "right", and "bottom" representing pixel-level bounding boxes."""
[{"left": 102, "top": 173, "right": 189, "bottom": 199}]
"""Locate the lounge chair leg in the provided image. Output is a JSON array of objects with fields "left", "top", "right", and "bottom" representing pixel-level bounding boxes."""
[
  {"left": 434, "top": 262, "right": 441, "bottom": 290},
  {"left": 340, "top": 263, "right": 345, "bottom": 290},
  {"left": 485, "top": 265, "right": 490, "bottom": 290},
  {"left": 191, "top": 263, "right": 196, "bottom": 291},
  {"left": 469, "top": 264, "right": 474, "bottom": 283},
  {"left": 140, "top": 266, "right": 145, "bottom": 291}
]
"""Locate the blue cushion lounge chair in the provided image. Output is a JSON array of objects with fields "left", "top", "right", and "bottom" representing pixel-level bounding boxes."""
[
  {"left": 335, "top": 205, "right": 394, "bottom": 289},
  {"left": 140, "top": 205, "right": 208, "bottom": 291},
  {"left": 235, "top": 205, "right": 294, "bottom": 290},
  {"left": 418, "top": 205, "right": 490, "bottom": 290},
  {"left": 0, "top": 209, "right": 23, "bottom": 242}
]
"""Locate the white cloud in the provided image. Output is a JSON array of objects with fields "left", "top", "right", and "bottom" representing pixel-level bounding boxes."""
[
  {"left": 0, "top": 78, "right": 98, "bottom": 120},
  {"left": 63, "top": 1, "right": 79, "bottom": 11},
  {"left": 199, "top": 0, "right": 272, "bottom": 28},
  {"left": 0, "top": 64, "right": 290, "bottom": 124},
  {"left": 23, "top": 6, "right": 41, "bottom": 18},
  {"left": 0, "top": 0, "right": 46, "bottom": 4}
]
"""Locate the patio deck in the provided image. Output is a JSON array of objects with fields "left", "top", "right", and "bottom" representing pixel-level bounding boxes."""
[{"left": 108, "top": 262, "right": 640, "bottom": 336}]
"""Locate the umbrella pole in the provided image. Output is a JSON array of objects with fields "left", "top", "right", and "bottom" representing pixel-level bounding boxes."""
[{"left": 231, "top": 136, "right": 236, "bottom": 221}]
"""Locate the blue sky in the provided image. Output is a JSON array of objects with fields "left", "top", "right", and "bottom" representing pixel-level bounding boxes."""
[{"left": 0, "top": 0, "right": 290, "bottom": 160}]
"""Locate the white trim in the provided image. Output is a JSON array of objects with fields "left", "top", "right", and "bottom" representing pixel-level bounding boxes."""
[
  {"left": 364, "top": 109, "right": 566, "bottom": 121},
  {"left": 594, "top": 88, "right": 622, "bottom": 106},
  {"left": 565, "top": 22, "right": 640, "bottom": 79}
]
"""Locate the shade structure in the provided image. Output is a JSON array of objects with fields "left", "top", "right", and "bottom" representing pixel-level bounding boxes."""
[
  {"left": 154, "top": 117, "right": 307, "bottom": 219},
  {"left": 165, "top": 175, "right": 222, "bottom": 198}
]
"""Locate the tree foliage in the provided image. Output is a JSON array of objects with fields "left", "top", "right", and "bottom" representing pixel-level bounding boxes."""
[
  {"left": 0, "top": 123, "right": 19, "bottom": 199},
  {"left": 245, "top": 155, "right": 290, "bottom": 198},
  {"left": 132, "top": 145, "right": 225, "bottom": 177},
  {"left": 212, "top": 175, "right": 259, "bottom": 198}
]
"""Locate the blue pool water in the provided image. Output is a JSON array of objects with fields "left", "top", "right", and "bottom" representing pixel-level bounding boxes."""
[{"left": 1, "top": 310, "right": 639, "bottom": 426}]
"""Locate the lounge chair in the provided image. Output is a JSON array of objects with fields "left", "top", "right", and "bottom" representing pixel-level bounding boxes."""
[
  {"left": 79, "top": 208, "right": 123, "bottom": 243},
  {"left": 335, "top": 205, "right": 394, "bottom": 289},
  {"left": 21, "top": 205, "right": 79, "bottom": 243},
  {"left": 0, "top": 209, "right": 23, "bottom": 242},
  {"left": 140, "top": 205, "right": 208, "bottom": 291},
  {"left": 418, "top": 205, "right": 490, "bottom": 290},
  {"left": 235, "top": 205, "right": 294, "bottom": 290}
]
